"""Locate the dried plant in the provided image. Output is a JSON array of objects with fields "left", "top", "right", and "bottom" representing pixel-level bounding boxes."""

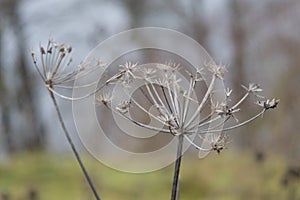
[
  {"left": 31, "top": 40, "right": 101, "bottom": 200},
  {"left": 32, "top": 39, "right": 278, "bottom": 200},
  {"left": 96, "top": 61, "right": 279, "bottom": 200}
]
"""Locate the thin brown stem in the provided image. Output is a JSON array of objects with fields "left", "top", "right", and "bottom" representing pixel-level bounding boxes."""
[
  {"left": 171, "top": 134, "right": 184, "bottom": 200},
  {"left": 48, "top": 86, "right": 101, "bottom": 200}
]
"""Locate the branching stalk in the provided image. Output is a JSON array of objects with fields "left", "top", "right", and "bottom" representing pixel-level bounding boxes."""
[{"left": 197, "top": 109, "right": 266, "bottom": 134}]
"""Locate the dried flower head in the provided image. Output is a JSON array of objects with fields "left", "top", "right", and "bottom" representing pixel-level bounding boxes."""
[
  {"left": 31, "top": 40, "right": 74, "bottom": 86},
  {"left": 210, "top": 132, "right": 230, "bottom": 154},
  {"left": 207, "top": 62, "right": 227, "bottom": 79},
  {"left": 257, "top": 98, "right": 280, "bottom": 110},
  {"left": 96, "top": 92, "right": 112, "bottom": 106},
  {"left": 97, "top": 60, "right": 279, "bottom": 155},
  {"left": 106, "top": 62, "right": 137, "bottom": 85},
  {"left": 31, "top": 39, "right": 104, "bottom": 100},
  {"left": 116, "top": 100, "right": 131, "bottom": 114}
]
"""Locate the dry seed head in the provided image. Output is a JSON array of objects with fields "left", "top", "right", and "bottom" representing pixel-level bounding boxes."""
[{"left": 97, "top": 92, "right": 112, "bottom": 106}]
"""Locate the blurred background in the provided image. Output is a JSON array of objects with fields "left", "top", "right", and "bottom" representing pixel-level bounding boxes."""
[{"left": 0, "top": 0, "right": 299, "bottom": 199}]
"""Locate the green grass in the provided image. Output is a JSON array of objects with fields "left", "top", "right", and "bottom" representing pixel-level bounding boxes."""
[{"left": 0, "top": 150, "right": 297, "bottom": 200}]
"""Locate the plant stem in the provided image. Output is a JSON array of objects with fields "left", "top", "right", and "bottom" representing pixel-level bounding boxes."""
[
  {"left": 171, "top": 134, "right": 184, "bottom": 200},
  {"left": 48, "top": 88, "right": 101, "bottom": 200}
]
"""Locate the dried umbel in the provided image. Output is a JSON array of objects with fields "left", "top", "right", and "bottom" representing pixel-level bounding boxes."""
[
  {"left": 96, "top": 62, "right": 279, "bottom": 155},
  {"left": 31, "top": 39, "right": 104, "bottom": 100},
  {"left": 95, "top": 61, "right": 278, "bottom": 200}
]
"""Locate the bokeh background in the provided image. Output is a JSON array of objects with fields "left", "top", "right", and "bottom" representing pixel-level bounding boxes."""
[{"left": 0, "top": 0, "right": 299, "bottom": 199}]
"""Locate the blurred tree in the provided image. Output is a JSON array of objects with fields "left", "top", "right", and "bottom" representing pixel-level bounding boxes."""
[
  {"left": 0, "top": 0, "right": 14, "bottom": 152},
  {"left": 270, "top": 35, "right": 300, "bottom": 161},
  {"left": 0, "top": 0, "right": 45, "bottom": 153},
  {"left": 229, "top": 0, "right": 247, "bottom": 96},
  {"left": 228, "top": 0, "right": 251, "bottom": 148},
  {"left": 124, "top": 0, "right": 145, "bottom": 28},
  {"left": 228, "top": 0, "right": 300, "bottom": 159}
]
